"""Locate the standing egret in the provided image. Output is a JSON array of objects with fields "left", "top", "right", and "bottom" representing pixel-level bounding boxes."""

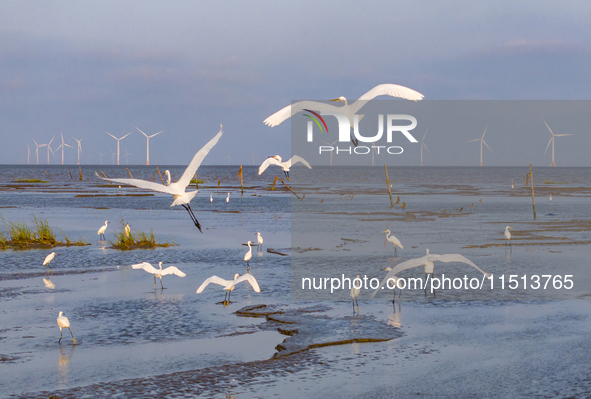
[
  {"left": 131, "top": 261, "right": 186, "bottom": 289},
  {"left": 370, "top": 249, "right": 492, "bottom": 298},
  {"left": 210, "top": 195, "right": 213, "bottom": 202},
  {"left": 258, "top": 155, "right": 312, "bottom": 180},
  {"left": 382, "top": 230, "right": 403, "bottom": 256},
  {"left": 351, "top": 275, "right": 361, "bottom": 314},
  {"left": 264, "top": 83, "right": 424, "bottom": 134},
  {"left": 504, "top": 226, "right": 514, "bottom": 250},
  {"left": 549, "top": 194, "right": 552, "bottom": 202},
  {"left": 43, "top": 252, "right": 56, "bottom": 271},
  {"left": 95, "top": 126, "right": 223, "bottom": 232},
  {"left": 124, "top": 223, "right": 131, "bottom": 238},
  {"left": 256, "top": 232, "right": 264, "bottom": 251},
  {"left": 196, "top": 273, "right": 260, "bottom": 304},
  {"left": 244, "top": 241, "right": 253, "bottom": 270},
  {"left": 97, "top": 221, "right": 109, "bottom": 240},
  {"left": 226, "top": 193, "right": 230, "bottom": 203},
  {"left": 57, "top": 312, "right": 77, "bottom": 344}
]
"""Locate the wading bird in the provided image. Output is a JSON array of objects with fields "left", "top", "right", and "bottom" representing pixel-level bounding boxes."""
[
  {"left": 131, "top": 261, "right": 186, "bottom": 289},
  {"left": 57, "top": 311, "right": 77, "bottom": 344},
  {"left": 351, "top": 275, "right": 361, "bottom": 314},
  {"left": 97, "top": 221, "right": 109, "bottom": 240},
  {"left": 43, "top": 252, "right": 56, "bottom": 271},
  {"left": 226, "top": 193, "right": 230, "bottom": 203},
  {"left": 383, "top": 267, "right": 402, "bottom": 302},
  {"left": 258, "top": 155, "right": 312, "bottom": 180},
  {"left": 504, "top": 226, "right": 514, "bottom": 250},
  {"left": 382, "top": 229, "right": 403, "bottom": 256},
  {"left": 124, "top": 223, "right": 131, "bottom": 238},
  {"left": 370, "top": 249, "right": 492, "bottom": 298},
  {"left": 264, "top": 84, "right": 424, "bottom": 145},
  {"left": 95, "top": 126, "right": 223, "bottom": 232},
  {"left": 256, "top": 232, "right": 264, "bottom": 251},
  {"left": 244, "top": 241, "right": 253, "bottom": 269},
  {"left": 210, "top": 195, "right": 213, "bottom": 202},
  {"left": 196, "top": 273, "right": 260, "bottom": 304}
]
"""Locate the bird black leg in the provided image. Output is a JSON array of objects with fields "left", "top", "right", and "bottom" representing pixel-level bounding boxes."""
[
  {"left": 394, "top": 247, "right": 397, "bottom": 257},
  {"left": 350, "top": 134, "right": 359, "bottom": 147},
  {"left": 59, "top": 330, "right": 63, "bottom": 344},
  {"left": 160, "top": 278, "right": 164, "bottom": 289},
  {"left": 182, "top": 204, "right": 202, "bottom": 233},
  {"left": 154, "top": 275, "right": 157, "bottom": 288},
  {"left": 69, "top": 328, "right": 77, "bottom": 344},
  {"left": 352, "top": 299, "right": 355, "bottom": 314}
]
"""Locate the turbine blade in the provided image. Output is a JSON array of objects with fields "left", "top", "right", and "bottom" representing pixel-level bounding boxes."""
[
  {"left": 105, "top": 132, "right": 117, "bottom": 140},
  {"left": 544, "top": 137, "right": 552, "bottom": 155},
  {"left": 422, "top": 126, "right": 428, "bottom": 141},
  {"left": 135, "top": 126, "right": 149, "bottom": 138},
  {"left": 422, "top": 142, "right": 431, "bottom": 154},
  {"left": 554, "top": 134, "right": 575, "bottom": 137},
  {"left": 466, "top": 139, "right": 480, "bottom": 143},
  {"left": 542, "top": 118, "right": 555, "bottom": 136},
  {"left": 149, "top": 131, "right": 164, "bottom": 138},
  {"left": 120, "top": 132, "right": 133, "bottom": 140},
  {"left": 482, "top": 124, "right": 488, "bottom": 139},
  {"left": 483, "top": 140, "right": 492, "bottom": 152}
]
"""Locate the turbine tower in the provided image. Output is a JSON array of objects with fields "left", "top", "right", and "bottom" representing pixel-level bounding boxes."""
[
  {"left": 135, "top": 127, "right": 163, "bottom": 165},
  {"left": 72, "top": 136, "right": 84, "bottom": 165},
  {"left": 32, "top": 139, "right": 42, "bottom": 164},
  {"left": 321, "top": 139, "right": 338, "bottom": 166},
  {"left": 123, "top": 147, "right": 132, "bottom": 165},
  {"left": 106, "top": 131, "right": 132, "bottom": 165},
  {"left": 98, "top": 152, "right": 105, "bottom": 165},
  {"left": 543, "top": 118, "right": 574, "bottom": 167},
  {"left": 56, "top": 132, "right": 73, "bottom": 165},
  {"left": 39, "top": 136, "right": 55, "bottom": 165},
  {"left": 419, "top": 127, "right": 431, "bottom": 166},
  {"left": 466, "top": 125, "right": 491, "bottom": 166}
]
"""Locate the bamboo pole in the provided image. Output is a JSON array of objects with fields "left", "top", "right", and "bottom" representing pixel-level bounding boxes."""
[
  {"left": 79, "top": 166, "right": 83, "bottom": 180},
  {"left": 67, "top": 167, "right": 73, "bottom": 179},
  {"left": 126, "top": 168, "right": 134, "bottom": 178},
  {"left": 217, "top": 179, "right": 221, "bottom": 189},
  {"left": 156, "top": 166, "right": 165, "bottom": 184},
  {"left": 276, "top": 175, "right": 302, "bottom": 200},
  {"left": 384, "top": 164, "right": 394, "bottom": 207},
  {"left": 238, "top": 165, "right": 244, "bottom": 195},
  {"left": 529, "top": 164, "right": 536, "bottom": 220},
  {"left": 100, "top": 170, "right": 108, "bottom": 178},
  {"left": 44, "top": 170, "right": 51, "bottom": 178},
  {"left": 194, "top": 173, "right": 199, "bottom": 189}
]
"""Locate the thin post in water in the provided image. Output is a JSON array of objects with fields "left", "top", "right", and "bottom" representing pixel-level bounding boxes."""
[{"left": 384, "top": 164, "right": 394, "bottom": 207}]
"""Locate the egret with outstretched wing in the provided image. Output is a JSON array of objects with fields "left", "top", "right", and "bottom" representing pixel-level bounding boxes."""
[
  {"left": 196, "top": 273, "right": 260, "bottom": 304},
  {"left": 258, "top": 155, "right": 311, "bottom": 180},
  {"left": 95, "top": 126, "right": 223, "bottom": 232},
  {"left": 131, "top": 261, "right": 186, "bottom": 289}
]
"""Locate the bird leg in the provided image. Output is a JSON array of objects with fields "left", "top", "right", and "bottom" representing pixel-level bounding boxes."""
[
  {"left": 352, "top": 299, "right": 356, "bottom": 314},
  {"left": 246, "top": 260, "right": 250, "bottom": 270},
  {"left": 356, "top": 297, "right": 359, "bottom": 313},
  {"left": 154, "top": 275, "right": 157, "bottom": 288},
  {"left": 182, "top": 204, "right": 203, "bottom": 233},
  {"left": 160, "top": 278, "right": 164, "bottom": 290},
  {"left": 394, "top": 246, "right": 397, "bottom": 257},
  {"left": 58, "top": 329, "right": 63, "bottom": 344},
  {"left": 69, "top": 328, "right": 77, "bottom": 344}
]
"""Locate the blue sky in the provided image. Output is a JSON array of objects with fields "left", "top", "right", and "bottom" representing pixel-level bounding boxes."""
[{"left": 1, "top": 1, "right": 590, "bottom": 166}]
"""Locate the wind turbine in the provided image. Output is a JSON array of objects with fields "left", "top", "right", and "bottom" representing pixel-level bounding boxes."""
[
  {"left": 110, "top": 151, "right": 116, "bottom": 165},
  {"left": 26, "top": 145, "right": 30, "bottom": 164},
  {"left": 72, "top": 136, "right": 84, "bottom": 165},
  {"left": 123, "top": 147, "right": 132, "bottom": 165},
  {"left": 56, "top": 132, "right": 73, "bottom": 165},
  {"left": 98, "top": 152, "right": 105, "bottom": 165},
  {"left": 321, "top": 139, "right": 338, "bottom": 166},
  {"left": 135, "top": 127, "right": 163, "bottom": 165},
  {"left": 39, "top": 136, "right": 55, "bottom": 165},
  {"left": 466, "top": 125, "right": 491, "bottom": 166},
  {"left": 543, "top": 118, "right": 574, "bottom": 167},
  {"left": 419, "top": 127, "right": 431, "bottom": 166},
  {"left": 105, "top": 131, "right": 132, "bottom": 165},
  {"left": 32, "top": 139, "right": 42, "bottom": 164}
]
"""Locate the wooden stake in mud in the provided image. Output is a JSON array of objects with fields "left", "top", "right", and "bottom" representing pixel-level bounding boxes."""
[
  {"left": 67, "top": 167, "right": 73, "bottom": 179},
  {"left": 276, "top": 175, "right": 302, "bottom": 200},
  {"left": 384, "top": 164, "right": 394, "bottom": 207},
  {"left": 217, "top": 179, "right": 221, "bottom": 189},
  {"left": 156, "top": 166, "right": 165, "bottom": 184},
  {"left": 79, "top": 166, "right": 83, "bottom": 180},
  {"left": 126, "top": 168, "right": 134, "bottom": 179},
  {"left": 194, "top": 173, "right": 199, "bottom": 189},
  {"left": 238, "top": 165, "right": 244, "bottom": 195},
  {"left": 100, "top": 170, "right": 108, "bottom": 179},
  {"left": 44, "top": 170, "right": 51, "bottom": 178},
  {"left": 271, "top": 176, "right": 278, "bottom": 191},
  {"left": 529, "top": 164, "right": 536, "bottom": 220}
]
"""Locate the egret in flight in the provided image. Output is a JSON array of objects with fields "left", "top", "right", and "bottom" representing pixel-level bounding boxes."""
[
  {"left": 382, "top": 229, "right": 403, "bottom": 256},
  {"left": 264, "top": 83, "right": 424, "bottom": 130},
  {"left": 57, "top": 312, "right": 77, "bottom": 344},
  {"left": 255, "top": 232, "right": 264, "bottom": 251},
  {"left": 95, "top": 126, "right": 223, "bottom": 232},
  {"left": 258, "top": 155, "right": 311, "bottom": 180},
  {"left": 131, "top": 261, "right": 187, "bottom": 289},
  {"left": 43, "top": 252, "right": 56, "bottom": 271},
  {"left": 97, "top": 221, "right": 109, "bottom": 240},
  {"left": 196, "top": 273, "right": 260, "bottom": 304},
  {"left": 244, "top": 241, "right": 253, "bottom": 269},
  {"left": 504, "top": 226, "right": 514, "bottom": 250},
  {"left": 370, "top": 249, "right": 492, "bottom": 298}
]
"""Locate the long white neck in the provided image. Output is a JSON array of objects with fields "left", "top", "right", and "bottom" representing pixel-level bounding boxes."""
[
  {"left": 158, "top": 262, "right": 163, "bottom": 271},
  {"left": 164, "top": 171, "right": 171, "bottom": 186}
]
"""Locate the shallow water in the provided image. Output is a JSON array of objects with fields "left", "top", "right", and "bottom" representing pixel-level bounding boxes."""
[{"left": 1, "top": 165, "right": 590, "bottom": 397}]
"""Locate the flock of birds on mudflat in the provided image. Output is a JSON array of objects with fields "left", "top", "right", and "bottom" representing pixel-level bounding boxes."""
[{"left": 34, "top": 83, "right": 523, "bottom": 343}]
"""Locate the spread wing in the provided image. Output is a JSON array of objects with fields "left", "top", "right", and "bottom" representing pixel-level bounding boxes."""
[
  {"left": 131, "top": 262, "right": 159, "bottom": 274},
  {"left": 428, "top": 254, "right": 491, "bottom": 278},
  {"left": 175, "top": 126, "right": 223, "bottom": 190},
  {"left": 95, "top": 172, "right": 174, "bottom": 194},
  {"left": 350, "top": 84, "right": 424, "bottom": 115},
  {"left": 258, "top": 157, "right": 282, "bottom": 175},
  {"left": 160, "top": 266, "right": 186, "bottom": 277},
  {"left": 196, "top": 275, "right": 229, "bottom": 293},
  {"left": 264, "top": 101, "right": 340, "bottom": 127},
  {"left": 233, "top": 274, "right": 261, "bottom": 292},
  {"left": 285, "top": 155, "right": 312, "bottom": 169},
  {"left": 370, "top": 256, "right": 430, "bottom": 298}
]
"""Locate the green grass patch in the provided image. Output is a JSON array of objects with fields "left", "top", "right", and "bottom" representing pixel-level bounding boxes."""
[
  {"left": 0, "top": 215, "right": 89, "bottom": 249},
  {"left": 13, "top": 179, "right": 48, "bottom": 183},
  {"left": 190, "top": 178, "right": 205, "bottom": 184},
  {"left": 544, "top": 179, "right": 568, "bottom": 184},
  {"left": 109, "top": 219, "right": 175, "bottom": 250}
]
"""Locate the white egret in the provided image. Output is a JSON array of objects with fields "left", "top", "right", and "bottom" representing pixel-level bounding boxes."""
[
  {"left": 196, "top": 273, "right": 260, "bottom": 303},
  {"left": 351, "top": 275, "right": 361, "bottom": 313},
  {"left": 504, "top": 226, "right": 514, "bottom": 250},
  {"left": 370, "top": 249, "right": 492, "bottom": 298},
  {"left": 95, "top": 126, "right": 223, "bottom": 232},
  {"left": 43, "top": 252, "right": 56, "bottom": 271},
  {"left": 549, "top": 194, "right": 552, "bottom": 202},
  {"left": 97, "top": 221, "right": 109, "bottom": 240},
  {"left": 210, "top": 195, "right": 213, "bottom": 202},
  {"left": 124, "top": 223, "right": 131, "bottom": 238},
  {"left": 131, "top": 261, "right": 187, "bottom": 289},
  {"left": 57, "top": 311, "right": 77, "bottom": 344},
  {"left": 256, "top": 232, "right": 264, "bottom": 251},
  {"left": 383, "top": 267, "right": 402, "bottom": 302},
  {"left": 226, "top": 193, "right": 230, "bottom": 203},
  {"left": 258, "top": 155, "right": 312, "bottom": 180},
  {"left": 264, "top": 83, "right": 424, "bottom": 129},
  {"left": 244, "top": 241, "right": 253, "bottom": 269},
  {"left": 382, "top": 230, "right": 403, "bottom": 256}
]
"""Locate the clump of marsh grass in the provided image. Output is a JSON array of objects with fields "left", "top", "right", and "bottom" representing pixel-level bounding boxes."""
[
  {"left": 13, "top": 179, "right": 48, "bottom": 183},
  {"left": 0, "top": 215, "right": 89, "bottom": 249},
  {"left": 110, "top": 219, "right": 175, "bottom": 250}
]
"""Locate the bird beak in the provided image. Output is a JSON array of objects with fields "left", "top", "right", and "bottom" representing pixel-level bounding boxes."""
[
  {"left": 381, "top": 230, "right": 387, "bottom": 233},
  {"left": 329, "top": 98, "right": 340, "bottom": 102},
  {"left": 508, "top": 227, "right": 513, "bottom": 229}
]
